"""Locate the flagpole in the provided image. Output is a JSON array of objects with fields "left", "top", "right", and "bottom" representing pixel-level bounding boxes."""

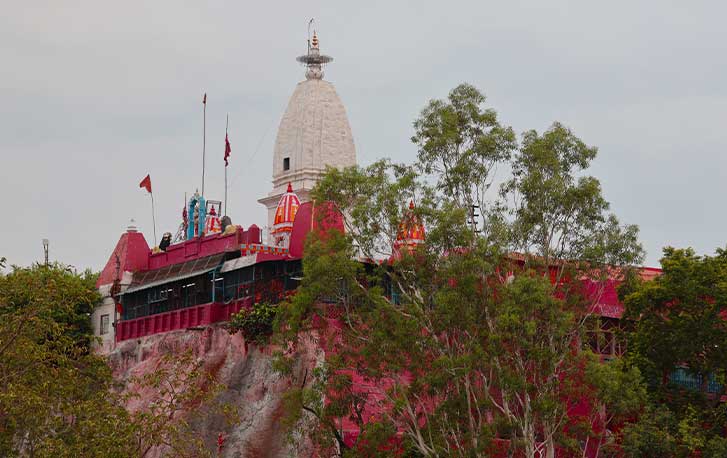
[
  {"left": 151, "top": 192, "right": 158, "bottom": 246},
  {"left": 202, "top": 93, "right": 207, "bottom": 197},
  {"left": 224, "top": 114, "right": 229, "bottom": 216}
]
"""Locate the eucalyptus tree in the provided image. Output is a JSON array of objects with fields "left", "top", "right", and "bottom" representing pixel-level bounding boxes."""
[
  {"left": 618, "top": 247, "right": 727, "bottom": 457},
  {"left": 277, "top": 84, "right": 644, "bottom": 458}
]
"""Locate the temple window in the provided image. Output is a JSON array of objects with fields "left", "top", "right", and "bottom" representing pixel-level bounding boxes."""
[
  {"left": 100, "top": 314, "right": 110, "bottom": 335},
  {"left": 283, "top": 157, "right": 290, "bottom": 171}
]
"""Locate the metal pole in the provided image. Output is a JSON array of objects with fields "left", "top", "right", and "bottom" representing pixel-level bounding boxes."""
[
  {"left": 151, "top": 192, "right": 158, "bottom": 246},
  {"left": 202, "top": 93, "right": 207, "bottom": 197},
  {"left": 224, "top": 114, "right": 229, "bottom": 216}
]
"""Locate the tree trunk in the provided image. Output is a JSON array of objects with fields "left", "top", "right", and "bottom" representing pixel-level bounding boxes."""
[
  {"left": 546, "top": 440, "right": 556, "bottom": 458},
  {"left": 524, "top": 423, "right": 536, "bottom": 458}
]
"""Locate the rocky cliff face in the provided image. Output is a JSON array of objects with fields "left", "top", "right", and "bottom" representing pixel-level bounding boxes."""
[{"left": 107, "top": 325, "right": 320, "bottom": 458}]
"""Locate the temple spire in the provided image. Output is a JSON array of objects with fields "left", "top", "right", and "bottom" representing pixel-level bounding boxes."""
[{"left": 297, "top": 26, "right": 333, "bottom": 80}]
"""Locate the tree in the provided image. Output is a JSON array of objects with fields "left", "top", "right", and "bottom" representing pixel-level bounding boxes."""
[
  {"left": 619, "top": 247, "right": 727, "bottom": 456},
  {"left": 0, "top": 263, "right": 134, "bottom": 457},
  {"left": 0, "top": 262, "right": 229, "bottom": 457},
  {"left": 228, "top": 302, "right": 279, "bottom": 345},
  {"left": 276, "top": 83, "right": 644, "bottom": 457},
  {"left": 581, "top": 357, "right": 647, "bottom": 457}
]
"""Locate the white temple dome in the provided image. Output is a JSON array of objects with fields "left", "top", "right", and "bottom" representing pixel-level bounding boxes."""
[
  {"left": 259, "top": 30, "right": 357, "bottom": 232},
  {"left": 270, "top": 78, "right": 356, "bottom": 194}
]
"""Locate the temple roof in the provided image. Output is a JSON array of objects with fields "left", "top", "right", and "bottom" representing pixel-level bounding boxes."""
[
  {"left": 395, "top": 201, "right": 426, "bottom": 247},
  {"left": 273, "top": 183, "right": 301, "bottom": 233},
  {"left": 122, "top": 252, "right": 227, "bottom": 295},
  {"left": 96, "top": 223, "right": 150, "bottom": 288}
]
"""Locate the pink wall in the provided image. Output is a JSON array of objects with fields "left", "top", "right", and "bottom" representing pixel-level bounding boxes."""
[
  {"left": 115, "top": 297, "right": 253, "bottom": 342},
  {"left": 148, "top": 227, "right": 262, "bottom": 270}
]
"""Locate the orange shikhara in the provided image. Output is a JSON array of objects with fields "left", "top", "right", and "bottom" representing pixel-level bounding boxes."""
[
  {"left": 272, "top": 183, "right": 300, "bottom": 235},
  {"left": 394, "top": 200, "right": 425, "bottom": 253}
]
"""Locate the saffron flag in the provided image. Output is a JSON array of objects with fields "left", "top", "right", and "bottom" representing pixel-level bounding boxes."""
[
  {"left": 224, "top": 133, "right": 231, "bottom": 166},
  {"left": 139, "top": 174, "right": 152, "bottom": 193}
]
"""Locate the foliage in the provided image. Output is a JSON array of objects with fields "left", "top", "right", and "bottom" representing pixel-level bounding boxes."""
[
  {"left": 275, "top": 83, "right": 644, "bottom": 458},
  {"left": 412, "top": 82, "right": 516, "bottom": 209},
  {"left": 0, "top": 263, "right": 133, "bottom": 457},
  {"left": 0, "top": 262, "right": 231, "bottom": 457},
  {"left": 619, "top": 247, "right": 727, "bottom": 456},
  {"left": 581, "top": 357, "right": 647, "bottom": 457},
  {"left": 228, "top": 302, "right": 279, "bottom": 344},
  {"left": 619, "top": 405, "right": 678, "bottom": 458},
  {"left": 617, "top": 403, "right": 727, "bottom": 458},
  {"left": 623, "top": 247, "right": 727, "bottom": 390}
]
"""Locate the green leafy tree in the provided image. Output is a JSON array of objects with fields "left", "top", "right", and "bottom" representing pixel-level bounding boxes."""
[
  {"left": 0, "top": 262, "right": 231, "bottom": 457},
  {"left": 581, "top": 357, "right": 647, "bottom": 457},
  {"left": 276, "top": 84, "right": 644, "bottom": 458},
  {"left": 228, "top": 302, "right": 279, "bottom": 345},
  {"left": 620, "top": 247, "right": 727, "bottom": 456},
  {"left": 0, "top": 263, "right": 134, "bottom": 457},
  {"left": 619, "top": 405, "right": 678, "bottom": 458}
]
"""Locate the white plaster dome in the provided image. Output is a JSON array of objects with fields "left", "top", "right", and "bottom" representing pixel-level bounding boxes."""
[
  {"left": 269, "top": 78, "right": 356, "bottom": 196},
  {"left": 259, "top": 31, "right": 358, "bottom": 234}
]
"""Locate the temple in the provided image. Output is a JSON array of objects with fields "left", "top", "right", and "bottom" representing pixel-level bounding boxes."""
[
  {"left": 91, "top": 29, "right": 658, "bottom": 362},
  {"left": 92, "top": 30, "right": 352, "bottom": 351},
  {"left": 89, "top": 30, "right": 711, "bottom": 456}
]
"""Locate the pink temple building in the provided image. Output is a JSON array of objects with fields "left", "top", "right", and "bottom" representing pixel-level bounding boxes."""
[
  {"left": 92, "top": 31, "right": 356, "bottom": 351},
  {"left": 89, "top": 30, "right": 681, "bottom": 457}
]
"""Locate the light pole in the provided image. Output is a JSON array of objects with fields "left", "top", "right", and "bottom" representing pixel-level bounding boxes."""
[{"left": 42, "top": 239, "right": 49, "bottom": 266}]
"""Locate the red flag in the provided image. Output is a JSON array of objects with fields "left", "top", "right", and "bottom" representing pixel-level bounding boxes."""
[
  {"left": 139, "top": 174, "right": 152, "bottom": 193},
  {"left": 203, "top": 93, "right": 207, "bottom": 104},
  {"left": 224, "top": 133, "right": 231, "bottom": 166}
]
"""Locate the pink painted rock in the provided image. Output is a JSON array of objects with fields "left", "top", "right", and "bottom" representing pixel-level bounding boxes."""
[{"left": 106, "top": 324, "right": 321, "bottom": 457}]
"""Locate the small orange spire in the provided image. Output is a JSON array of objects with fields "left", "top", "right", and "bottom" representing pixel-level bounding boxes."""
[{"left": 394, "top": 199, "right": 426, "bottom": 254}]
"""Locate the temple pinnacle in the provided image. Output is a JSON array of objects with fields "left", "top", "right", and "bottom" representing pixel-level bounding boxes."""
[{"left": 296, "top": 28, "right": 332, "bottom": 80}]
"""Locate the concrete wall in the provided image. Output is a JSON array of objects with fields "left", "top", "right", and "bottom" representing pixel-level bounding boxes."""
[
  {"left": 91, "top": 296, "right": 116, "bottom": 353},
  {"left": 93, "top": 270, "right": 133, "bottom": 353}
]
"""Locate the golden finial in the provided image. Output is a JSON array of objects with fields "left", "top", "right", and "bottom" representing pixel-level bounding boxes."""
[{"left": 311, "top": 31, "right": 319, "bottom": 49}]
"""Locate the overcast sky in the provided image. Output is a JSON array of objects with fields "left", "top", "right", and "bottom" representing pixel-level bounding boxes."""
[{"left": 2, "top": 1, "right": 725, "bottom": 271}]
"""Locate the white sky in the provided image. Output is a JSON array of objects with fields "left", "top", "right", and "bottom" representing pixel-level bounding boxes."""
[{"left": 2, "top": 0, "right": 726, "bottom": 271}]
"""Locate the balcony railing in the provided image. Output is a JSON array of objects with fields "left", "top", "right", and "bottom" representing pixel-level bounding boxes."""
[{"left": 669, "top": 367, "right": 722, "bottom": 394}]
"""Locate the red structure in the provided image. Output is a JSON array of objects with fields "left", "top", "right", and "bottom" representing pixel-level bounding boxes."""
[
  {"left": 96, "top": 201, "right": 344, "bottom": 344},
  {"left": 115, "top": 298, "right": 252, "bottom": 342}
]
